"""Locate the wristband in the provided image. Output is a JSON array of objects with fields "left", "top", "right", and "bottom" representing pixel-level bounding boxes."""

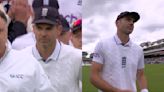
[{"left": 141, "top": 89, "right": 148, "bottom": 92}]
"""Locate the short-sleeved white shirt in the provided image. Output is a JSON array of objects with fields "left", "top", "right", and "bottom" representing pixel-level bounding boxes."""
[
  {"left": 0, "top": 46, "right": 56, "bottom": 92},
  {"left": 21, "top": 40, "right": 82, "bottom": 92},
  {"left": 93, "top": 34, "right": 144, "bottom": 92}
]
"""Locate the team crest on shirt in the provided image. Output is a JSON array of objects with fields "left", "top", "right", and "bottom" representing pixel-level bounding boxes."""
[{"left": 122, "top": 57, "right": 126, "bottom": 68}]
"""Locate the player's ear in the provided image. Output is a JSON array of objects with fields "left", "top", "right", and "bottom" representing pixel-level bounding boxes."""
[
  {"left": 32, "top": 24, "right": 37, "bottom": 34},
  {"left": 115, "top": 20, "right": 120, "bottom": 26},
  {"left": 115, "top": 20, "right": 118, "bottom": 25}
]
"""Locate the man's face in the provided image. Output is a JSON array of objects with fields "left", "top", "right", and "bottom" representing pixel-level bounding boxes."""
[
  {"left": 116, "top": 16, "right": 135, "bottom": 35},
  {"left": 33, "top": 23, "right": 61, "bottom": 47},
  {"left": 0, "top": 17, "right": 7, "bottom": 49},
  {"left": 71, "top": 30, "right": 82, "bottom": 49},
  {"left": 58, "top": 31, "right": 71, "bottom": 45}
]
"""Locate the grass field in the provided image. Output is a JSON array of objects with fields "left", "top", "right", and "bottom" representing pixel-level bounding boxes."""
[{"left": 82, "top": 64, "right": 164, "bottom": 92}]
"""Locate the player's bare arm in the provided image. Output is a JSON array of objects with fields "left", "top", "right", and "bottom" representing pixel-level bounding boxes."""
[
  {"left": 137, "top": 69, "right": 148, "bottom": 92},
  {"left": 90, "top": 62, "right": 132, "bottom": 92}
]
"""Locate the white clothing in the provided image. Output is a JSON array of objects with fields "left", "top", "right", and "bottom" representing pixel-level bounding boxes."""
[
  {"left": 21, "top": 40, "right": 82, "bottom": 92},
  {"left": 0, "top": 46, "right": 56, "bottom": 92},
  {"left": 12, "top": 32, "right": 35, "bottom": 50},
  {"left": 93, "top": 34, "right": 145, "bottom": 92}
]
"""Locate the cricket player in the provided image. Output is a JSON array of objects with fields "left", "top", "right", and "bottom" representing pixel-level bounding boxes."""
[
  {"left": 90, "top": 11, "right": 148, "bottom": 92},
  {"left": 0, "top": 9, "right": 56, "bottom": 92},
  {"left": 20, "top": 0, "right": 82, "bottom": 91}
]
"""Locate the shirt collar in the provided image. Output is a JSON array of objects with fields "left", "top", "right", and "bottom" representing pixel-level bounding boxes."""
[
  {"left": 32, "top": 40, "right": 61, "bottom": 62},
  {"left": 114, "top": 34, "right": 132, "bottom": 47},
  {"left": 48, "top": 40, "right": 61, "bottom": 61}
]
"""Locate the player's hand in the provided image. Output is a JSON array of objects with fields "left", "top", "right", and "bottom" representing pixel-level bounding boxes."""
[{"left": 9, "top": 0, "right": 31, "bottom": 26}]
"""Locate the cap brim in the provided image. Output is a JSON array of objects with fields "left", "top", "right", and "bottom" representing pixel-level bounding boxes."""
[{"left": 33, "top": 19, "right": 56, "bottom": 25}]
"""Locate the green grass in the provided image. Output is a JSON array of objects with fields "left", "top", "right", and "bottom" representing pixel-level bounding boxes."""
[
  {"left": 144, "top": 64, "right": 164, "bottom": 92},
  {"left": 82, "top": 64, "right": 164, "bottom": 92},
  {"left": 82, "top": 65, "right": 98, "bottom": 92}
]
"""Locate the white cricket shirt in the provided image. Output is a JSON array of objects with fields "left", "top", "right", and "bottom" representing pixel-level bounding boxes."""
[
  {"left": 93, "top": 34, "right": 145, "bottom": 92},
  {"left": 21, "top": 40, "right": 82, "bottom": 92},
  {"left": 0, "top": 46, "right": 56, "bottom": 92}
]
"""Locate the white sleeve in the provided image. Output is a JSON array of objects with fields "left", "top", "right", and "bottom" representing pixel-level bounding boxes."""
[
  {"left": 92, "top": 41, "right": 104, "bottom": 64},
  {"left": 137, "top": 49, "right": 145, "bottom": 69},
  {"left": 35, "top": 63, "right": 57, "bottom": 92},
  {"left": 78, "top": 65, "right": 82, "bottom": 92},
  {"left": 75, "top": 49, "right": 82, "bottom": 92}
]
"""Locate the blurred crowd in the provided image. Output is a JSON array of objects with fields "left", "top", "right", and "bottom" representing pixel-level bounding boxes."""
[{"left": 0, "top": 0, "right": 82, "bottom": 50}]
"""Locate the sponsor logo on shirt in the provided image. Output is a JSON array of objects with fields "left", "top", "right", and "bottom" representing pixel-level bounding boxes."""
[{"left": 10, "top": 74, "right": 24, "bottom": 79}]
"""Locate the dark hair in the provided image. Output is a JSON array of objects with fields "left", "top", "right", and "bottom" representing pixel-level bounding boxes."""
[
  {"left": 0, "top": 10, "right": 7, "bottom": 23},
  {"left": 72, "top": 28, "right": 81, "bottom": 34}
]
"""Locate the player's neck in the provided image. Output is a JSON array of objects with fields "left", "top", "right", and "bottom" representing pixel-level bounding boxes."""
[
  {"left": 36, "top": 43, "right": 56, "bottom": 61},
  {"left": 117, "top": 32, "right": 129, "bottom": 44},
  {"left": 0, "top": 45, "right": 6, "bottom": 59}
]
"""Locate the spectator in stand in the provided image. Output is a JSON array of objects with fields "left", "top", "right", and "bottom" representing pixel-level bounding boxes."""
[{"left": 1, "top": 0, "right": 32, "bottom": 43}]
